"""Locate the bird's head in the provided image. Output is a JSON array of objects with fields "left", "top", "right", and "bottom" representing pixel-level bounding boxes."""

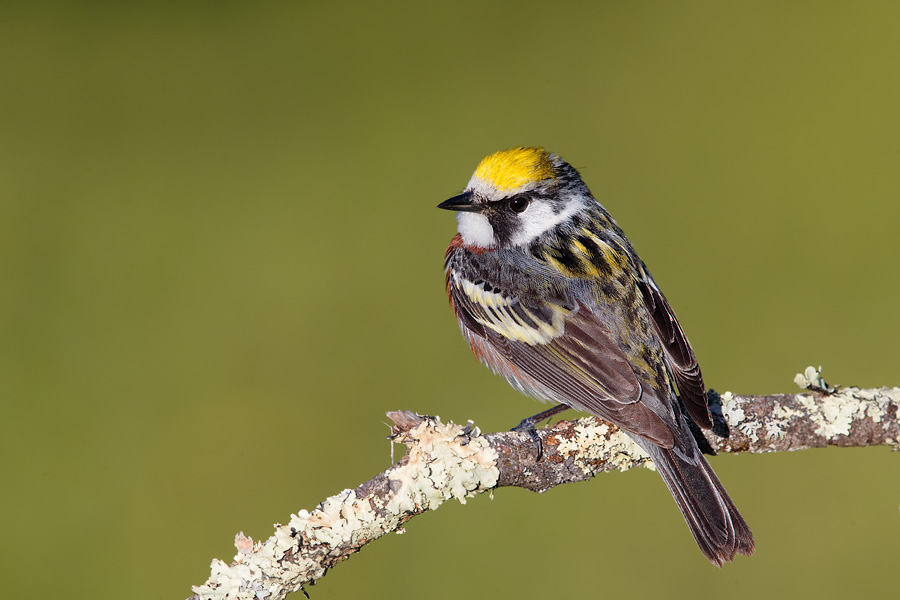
[{"left": 438, "top": 147, "right": 593, "bottom": 249}]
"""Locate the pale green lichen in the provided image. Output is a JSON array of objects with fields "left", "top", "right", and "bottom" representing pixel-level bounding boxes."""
[
  {"left": 720, "top": 393, "right": 763, "bottom": 443},
  {"left": 289, "top": 489, "right": 384, "bottom": 547},
  {"left": 555, "top": 417, "right": 653, "bottom": 473},
  {"left": 763, "top": 418, "right": 786, "bottom": 441},
  {"left": 384, "top": 418, "right": 499, "bottom": 512},
  {"left": 191, "top": 386, "right": 900, "bottom": 599},
  {"left": 723, "top": 371, "right": 898, "bottom": 446},
  {"left": 795, "top": 393, "right": 853, "bottom": 437},
  {"left": 774, "top": 403, "right": 802, "bottom": 420},
  {"left": 854, "top": 387, "right": 888, "bottom": 423},
  {"left": 718, "top": 392, "right": 744, "bottom": 427},
  {"left": 737, "top": 420, "right": 762, "bottom": 443},
  {"left": 766, "top": 402, "right": 802, "bottom": 444},
  {"left": 794, "top": 386, "right": 899, "bottom": 439},
  {"left": 794, "top": 365, "right": 836, "bottom": 393},
  {"left": 192, "top": 417, "right": 499, "bottom": 600}
]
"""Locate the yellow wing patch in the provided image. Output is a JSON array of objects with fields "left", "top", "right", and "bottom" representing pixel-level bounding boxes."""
[
  {"left": 473, "top": 147, "right": 555, "bottom": 191},
  {"left": 455, "top": 275, "right": 566, "bottom": 345}
]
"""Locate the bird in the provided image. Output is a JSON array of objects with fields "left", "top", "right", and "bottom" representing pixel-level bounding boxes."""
[{"left": 438, "top": 147, "right": 754, "bottom": 566}]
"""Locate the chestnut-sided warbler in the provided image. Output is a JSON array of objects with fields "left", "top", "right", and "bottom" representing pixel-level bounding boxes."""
[{"left": 438, "top": 147, "right": 753, "bottom": 566}]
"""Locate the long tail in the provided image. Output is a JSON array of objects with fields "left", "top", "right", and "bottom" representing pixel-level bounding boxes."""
[{"left": 639, "top": 430, "right": 755, "bottom": 566}]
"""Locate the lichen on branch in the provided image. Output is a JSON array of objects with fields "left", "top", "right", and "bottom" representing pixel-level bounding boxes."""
[{"left": 189, "top": 370, "right": 899, "bottom": 600}]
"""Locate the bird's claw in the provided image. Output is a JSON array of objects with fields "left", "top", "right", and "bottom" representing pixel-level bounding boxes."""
[
  {"left": 511, "top": 419, "right": 545, "bottom": 460},
  {"left": 509, "top": 404, "right": 570, "bottom": 461}
]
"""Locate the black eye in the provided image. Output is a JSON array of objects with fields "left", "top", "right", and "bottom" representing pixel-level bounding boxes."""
[{"left": 509, "top": 197, "right": 529, "bottom": 213}]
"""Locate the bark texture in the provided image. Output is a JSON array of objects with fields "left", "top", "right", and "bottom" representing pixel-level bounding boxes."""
[{"left": 189, "top": 383, "right": 899, "bottom": 600}]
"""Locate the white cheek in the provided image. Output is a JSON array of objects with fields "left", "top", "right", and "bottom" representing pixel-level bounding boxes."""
[
  {"left": 457, "top": 212, "right": 497, "bottom": 248},
  {"left": 509, "top": 200, "right": 582, "bottom": 246}
]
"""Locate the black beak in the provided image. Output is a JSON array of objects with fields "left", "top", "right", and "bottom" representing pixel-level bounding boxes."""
[{"left": 437, "top": 191, "right": 483, "bottom": 213}]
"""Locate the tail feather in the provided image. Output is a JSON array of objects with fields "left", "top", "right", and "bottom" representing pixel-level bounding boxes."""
[{"left": 641, "top": 435, "right": 755, "bottom": 566}]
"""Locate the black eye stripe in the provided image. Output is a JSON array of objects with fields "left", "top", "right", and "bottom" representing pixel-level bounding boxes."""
[
  {"left": 509, "top": 196, "right": 529, "bottom": 212},
  {"left": 492, "top": 192, "right": 532, "bottom": 213},
  {"left": 486, "top": 192, "right": 554, "bottom": 210}
]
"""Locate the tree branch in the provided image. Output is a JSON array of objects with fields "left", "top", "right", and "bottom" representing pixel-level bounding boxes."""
[{"left": 189, "top": 374, "right": 899, "bottom": 600}]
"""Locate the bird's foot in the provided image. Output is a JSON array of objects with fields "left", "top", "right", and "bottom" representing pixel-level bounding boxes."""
[{"left": 510, "top": 403, "right": 570, "bottom": 461}]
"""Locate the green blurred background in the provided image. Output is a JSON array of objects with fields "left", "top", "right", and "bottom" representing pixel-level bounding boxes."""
[{"left": 2, "top": 1, "right": 898, "bottom": 598}]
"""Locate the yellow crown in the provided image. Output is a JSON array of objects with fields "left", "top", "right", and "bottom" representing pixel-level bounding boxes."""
[{"left": 473, "top": 147, "right": 554, "bottom": 191}]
